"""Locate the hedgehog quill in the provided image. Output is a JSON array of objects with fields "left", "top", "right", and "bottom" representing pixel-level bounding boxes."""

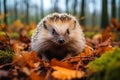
[{"left": 31, "top": 13, "right": 85, "bottom": 60}]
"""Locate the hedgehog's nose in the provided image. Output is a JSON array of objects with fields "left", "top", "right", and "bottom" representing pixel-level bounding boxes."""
[{"left": 57, "top": 38, "right": 65, "bottom": 44}]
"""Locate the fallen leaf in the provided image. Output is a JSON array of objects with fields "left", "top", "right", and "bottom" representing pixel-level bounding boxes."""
[
  {"left": 95, "top": 45, "right": 113, "bottom": 56},
  {"left": 79, "top": 45, "right": 94, "bottom": 57},
  {"left": 111, "top": 18, "right": 120, "bottom": 30},
  {"left": 13, "top": 51, "right": 41, "bottom": 68},
  {"left": 30, "top": 71, "right": 45, "bottom": 80},
  {"left": 50, "top": 58, "right": 74, "bottom": 69},
  {"left": 100, "top": 27, "right": 112, "bottom": 42},
  {"left": 52, "top": 66, "right": 85, "bottom": 80}
]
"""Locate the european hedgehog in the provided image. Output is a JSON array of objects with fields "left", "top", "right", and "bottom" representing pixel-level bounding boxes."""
[{"left": 31, "top": 13, "right": 85, "bottom": 60}]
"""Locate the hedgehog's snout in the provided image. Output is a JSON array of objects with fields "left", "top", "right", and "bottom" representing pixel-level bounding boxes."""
[{"left": 57, "top": 37, "right": 65, "bottom": 44}]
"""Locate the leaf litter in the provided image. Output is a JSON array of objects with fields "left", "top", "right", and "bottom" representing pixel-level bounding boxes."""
[{"left": 0, "top": 19, "right": 120, "bottom": 80}]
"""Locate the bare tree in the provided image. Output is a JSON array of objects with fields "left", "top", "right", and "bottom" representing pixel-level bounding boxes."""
[
  {"left": 3, "top": 0, "right": 7, "bottom": 25},
  {"left": 24, "top": 0, "right": 29, "bottom": 24},
  {"left": 14, "top": 0, "right": 18, "bottom": 20},
  {"left": 50, "top": 0, "right": 53, "bottom": 12},
  {"left": 0, "top": 0, "right": 1, "bottom": 24},
  {"left": 101, "top": 0, "right": 109, "bottom": 28},
  {"left": 92, "top": 0, "right": 96, "bottom": 27},
  {"left": 73, "top": 0, "right": 77, "bottom": 15},
  {"left": 54, "top": 0, "right": 59, "bottom": 12},
  {"left": 35, "top": 5, "right": 39, "bottom": 23},
  {"left": 80, "top": 0, "right": 85, "bottom": 26},
  {"left": 65, "top": 0, "right": 69, "bottom": 13},
  {"left": 119, "top": 0, "right": 120, "bottom": 22},
  {"left": 111, "top": 0, "right": 116, "bottom": 18},
  {"left": 20, "top": 0, "right": 25, "bottom": 22},
  {"left": 40, "top": 0, "right": 44, "bottom": 18},
  {"left": 0, "top": 0, "right": 1, "bottom": 14}
]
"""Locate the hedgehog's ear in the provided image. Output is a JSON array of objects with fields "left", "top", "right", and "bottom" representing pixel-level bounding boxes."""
[{"left": 43, "top": 21, "right": 47, "bottom": 29}]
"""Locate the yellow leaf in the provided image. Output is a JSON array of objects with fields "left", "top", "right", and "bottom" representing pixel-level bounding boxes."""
[{"left": 52, "top": 66, "right": 85, "bottom": 80}]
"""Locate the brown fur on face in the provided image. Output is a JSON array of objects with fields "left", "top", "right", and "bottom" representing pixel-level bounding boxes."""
[{"left": 31, "top": 13, "right": 85, "bottom": 60}]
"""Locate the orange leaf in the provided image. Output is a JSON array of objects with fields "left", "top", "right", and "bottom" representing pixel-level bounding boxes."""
[
  {"left": 95, "top": 45, "right": 113, "bottom": 56},
  {"left": 30, "top": 71, "right": 44, "bottom": 80},
  {"left": 52, "top": 66, "right": 85, "bottom": 80},
  {"left": 79, "top": 45, "right": 94, "bottom": 57},
  {"left": 50, "top": 58, "right": 74, "bottom": 70},
  {"left": 13, "top": 51, "right": 41, "bottom": 68},
  {"left": 101, "top": 27, "right": 112, "bottom": 42}
]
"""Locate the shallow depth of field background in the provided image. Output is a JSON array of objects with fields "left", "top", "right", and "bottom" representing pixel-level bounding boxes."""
[
  {"left": 0, "top": 0, "right": 120, "bottom": 80},
  {"left": 0, "top": 0, "right": 120, "bottom": 29}
]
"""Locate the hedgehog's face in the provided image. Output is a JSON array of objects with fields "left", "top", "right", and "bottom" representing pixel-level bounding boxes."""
[
  {"left": 50, "top": 27, "right": 69, "bottom": 44},
  {"left": 43, "top": 19, "right": 76, "bottom": 45}
]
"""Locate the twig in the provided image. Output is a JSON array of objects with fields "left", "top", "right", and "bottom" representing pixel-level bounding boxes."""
[{"left": 0, "top": 63, "right": 13, "bottom": 69}]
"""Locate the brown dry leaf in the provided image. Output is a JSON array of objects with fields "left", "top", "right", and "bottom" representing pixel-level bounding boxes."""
[
  {"left": 0, "top": 35, "right": 9, "bottom": 45},
  {"left": 26, "top": 21, "right": 36, "bottom": 31},
  {"left": 52, "top": 66, "right": 85, "bottom": 80},
  {"left": 95, "top": 45, "right": 113, "bottom": 56},
  {"left": 111, "top": 18, "right": 120, "bottom": 30},
  {"left": 79, "top": 45, "right": 94, "bottom": 57},
  {"left": 13, "top": 19, "right": 23, "bottom": 28},
  {"left": 19, "top": 30, "right": 30, "bottom": 43},
  {"left": 94, "top": 27, "right": 114, "bottom": 56},
  {"left": 50, "top": 58, "right": 74, "bottom": 70},
  {"left": 13, "top": 51, "right": 41, "bottom": 68},
  {"left": 60, "top": 45, "right": 94, "bottom": 70},
  {"left": 0, "top": 23, "right": 6, "bottom": 30},
  {"left": 101, "top": 27, "right": 111, "bottom": 42},
  {"left": 30, "top": 71, "right": 45, "bottom": 80},
  {"left": 111, "top": 18, "right": 118, "bottom": 28},
  {"left": 12, "top": 41, "right": 28, "bottom": 53}
]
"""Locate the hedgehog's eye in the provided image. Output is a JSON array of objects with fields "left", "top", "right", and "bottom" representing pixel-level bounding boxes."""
[
  {"left": 66, "top": 29, "right": 70, "bottom": 34},
  {"left": 52, "top": 29, "right": 58, "bottom": 35}
]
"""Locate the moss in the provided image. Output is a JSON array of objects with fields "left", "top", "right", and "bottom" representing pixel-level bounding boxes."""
[
  {"left": 0, "top": 31, "right": 6, "bottom": 36},
  {"left": 9, "top": 32, "right": 19, "bottom": 39},
  {"left": 85, "top": 32, "right": 96, "bottom": 38},
  {"left": 0, "top": 49, "right": 14, "bottom": 65},
  {"left": 85, "top": 32, "right": 101, "bottom": 38},
  {"left": 87, "top": 48, "right": 120, "bottom": 80},
  {"left": 28, "top": 29, "right": 35, "bottom": 37}
]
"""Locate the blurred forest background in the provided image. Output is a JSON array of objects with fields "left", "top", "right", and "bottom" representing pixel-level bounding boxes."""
[
  {"left": 0, "top": 0, "right": 120, "bottom": 29},
  {"left": 0, "top": 0, "right": 120, "bottom": 80}
]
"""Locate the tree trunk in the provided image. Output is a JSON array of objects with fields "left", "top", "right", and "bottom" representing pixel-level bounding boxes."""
[
  {"left": 73, "top": 0, "right": 77, "bottom": 15},
  {"left": 14, "top": 0, "right": 18, "bottom": 20},
  {"left": 80, "top": 0, "right": 85, "bottom": 26},
  {"left": 118, "top": 0, "right": 120, "bottom": 22},
  {"left": 92, "top": 0, "right": 96, "bottom": 27},
  {"left": 111, "top": 0, "right": 116, "bottom": 18},
  {"left": 35, "top": 5, "right": 39, "bottom": 23},
  {"left": 3, "top": 0, "right": 7, "bottom": 25},
  {"left": 40, "top": 0, "right": 44, "bottom": 18},
  {"left": 101, "top": 0, "right": 108, "bottom": 28},
  {"left": 0, "top": 0, "right": 1, "bottom": 14},
  {"left": 20, "top": 0, "right": 24, "bottom": 22},
  {"left": 54, "top": 0, "right": 59, "bottom": 12},
  {"left": 0, "top": 0, "right": 1, "bottom": 24},
  {"left": 65, "top": 0, "right": 69, "bottom": 13},
  {"left": 24, "top": 0, "right": 29, "bottom": 24}
]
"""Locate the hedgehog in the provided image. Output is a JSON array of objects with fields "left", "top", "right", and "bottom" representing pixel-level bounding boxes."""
[{"left": 31, "top": 13, "right": 85, "bottom": 60}]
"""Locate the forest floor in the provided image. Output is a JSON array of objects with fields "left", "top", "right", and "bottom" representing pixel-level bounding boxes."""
[{"left": 0, "top": 18, "right": 120, "bottom": 80}]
